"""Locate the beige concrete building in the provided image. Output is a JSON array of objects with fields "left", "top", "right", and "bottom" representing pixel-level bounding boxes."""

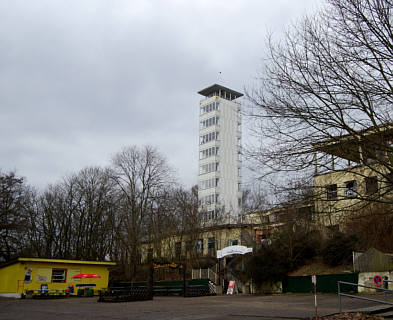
[
  {"left": 139, "top": 202, "right": 316, "bottom": 264},
  {"left": 313, "top": 125, "right": 393, "bottom": 227},
  {"left": 140, "top": 223, "right": 255, "bottom": 264}
]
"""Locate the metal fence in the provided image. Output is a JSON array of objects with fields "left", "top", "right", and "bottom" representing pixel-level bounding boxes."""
[
  {"left": 283, "top": 273, "right": 359, "bottom": 293},
  {"left": 192, "top": 268, "right": 218, "bottom": 284},
  {"left": 338, "top": 280, "right": 393, "bottom": 312}
]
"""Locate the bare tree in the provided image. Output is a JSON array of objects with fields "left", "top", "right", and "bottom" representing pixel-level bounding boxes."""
[
  {"left": 71, "top": 167, "right": 118, "bottom": 260},
  {"left": 171, "top": 186, "right": 205, "bottom": 264},
  {"left": 0, "top": 171, "right": 29, "bottom": 261},
  {"left": 242, "top": 186, "right": 270, "bottom": 213},
  {"left": 247, "top": 0, "right": 393, "bottom": 215},
  {"left": 35, "top": 167, "right": 117, "bottom": 260},
  {"left": 111, "top": 145, "right": 174, "bottom": 279},
  {"left": 23, "top": 187, "right": 46, "bottom": 258},
  {"left": 144, "top": 187, "right": 180, "bottom": 262},
  {"left": 346, "top": 202, "right": 393, "bottom": 251},
  {"left": 39, "top": 178, "right": 81, "bottom": 259}
]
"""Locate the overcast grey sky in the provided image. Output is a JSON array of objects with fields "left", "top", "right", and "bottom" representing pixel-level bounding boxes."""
[{"left": 0, "top": 0, "right": 323, "bottom": 190}]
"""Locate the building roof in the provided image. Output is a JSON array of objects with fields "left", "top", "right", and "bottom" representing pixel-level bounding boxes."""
[
  {"left": 0, "top": 257, "right": 116, "bottom": 269},
  {"left": 313, "top": 123, "right": 393, "bottom": 162},
  {"left": 198, "top": 83, "right": 243, "bottom": 100}
]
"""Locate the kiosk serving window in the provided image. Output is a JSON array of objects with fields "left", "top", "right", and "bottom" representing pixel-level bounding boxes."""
[{"left": 51, "top": 269, "right": 67, "bottom": 283}]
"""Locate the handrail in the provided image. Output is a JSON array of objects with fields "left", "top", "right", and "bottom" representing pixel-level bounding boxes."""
[
  {"left": 192, "top": 268, "right": 218, "bottom": 284},
  {"left": 338, "top": 280, "right": 393, "bottom": 312}
]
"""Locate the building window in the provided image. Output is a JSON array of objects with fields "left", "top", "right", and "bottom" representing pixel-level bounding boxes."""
[
  {"left": 200, "top": 146, "right": 219, "bottom": 160},
  {"left": 238, "top": 167, "right": 241, "bottom": 177},
  {"left": 199, "top": 177, "right": 219, "bottom": 190},
  {"left": 51, "top": 269, "right": 66, "bottom": 283},
  {"left": 345, "top": 180, "right": 357, "bottom": 197},
  {"left": 208, "top": 238, "right": 215, "bottom": 256},
  {"left": 237, "top": 152, "right": 242, "bottom": 161},
  {"left": 227, "top": 239, "right": 238, "bottom": 246},
  {"left": 237, "top": 138, "right": 241, "bottom": 146},
  {"left": 237, "top": 123, "right": 241, "bottom": 132},
  {"left": 326, "top": 184, "right": 337, "bottom": 200},
  {"left": 200, "top": 102, "right": 220, "bottom": 115},
  {"left": 365, "top": 176, "right": 378, "bottom": 194},
  {"left": 238, "top": 183, "right": 241, "bottom": 191},
  {"left": 199, "top": 193, "right": 219, "bottom": 205},
  {"left": 196, "top": 239, "right": 204, "bottom": 254},
  {"left": 175, "top": 242, "right": 182, "bottom": 260},
  {"left": 199, "top": 161, "right": 219, "bottom": 175},
  {"left": 199, "top": 131, "right": 219, "bottom": 145},
  {"left": 200, "top": 116, "right": 219, "bottom": 129}
]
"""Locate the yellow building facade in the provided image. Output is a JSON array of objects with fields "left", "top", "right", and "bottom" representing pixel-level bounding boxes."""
[
  {"left": 141, "top": 224, "right": 255, "bottom": 263},
  {"left": 140, "top": 206, "right": 316, "bottom": 264},
  {"left": 0, "top": 258, "right": 116, "bottom": 298},
  {"left": 313, "top": 125, "right": 393, "bottom": 228},
  {"left": 314, "top": 164, "right": 393, "bottom": 227}
]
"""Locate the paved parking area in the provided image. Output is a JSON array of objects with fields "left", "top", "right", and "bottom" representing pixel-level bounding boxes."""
[{"left": 0, "top": 293, "right": 387, "bottom": 320}]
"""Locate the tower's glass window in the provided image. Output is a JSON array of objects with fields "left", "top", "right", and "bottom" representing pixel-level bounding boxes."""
[{"left": 199, "top": 131, "right": 219, "bottom": 145}]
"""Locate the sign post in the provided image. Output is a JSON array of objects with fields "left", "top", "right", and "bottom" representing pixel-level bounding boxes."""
[{"left": 311, "top": 275, "right": 318, "bottom": 320}]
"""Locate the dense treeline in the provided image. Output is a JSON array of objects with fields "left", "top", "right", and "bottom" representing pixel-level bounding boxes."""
[{"left": 0, "top": 145, "right": 199, "bottom": 280}]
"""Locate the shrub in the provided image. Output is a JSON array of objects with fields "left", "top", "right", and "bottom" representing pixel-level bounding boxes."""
[
  {"left": 245, "top": 228, "right": 321, "bottom": 288},
  {"left": 246, "top": 244, "right": 290, "bottom": 287},
  {"left": 320, "top": 232, "right": 358, "bottom": 267}
]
